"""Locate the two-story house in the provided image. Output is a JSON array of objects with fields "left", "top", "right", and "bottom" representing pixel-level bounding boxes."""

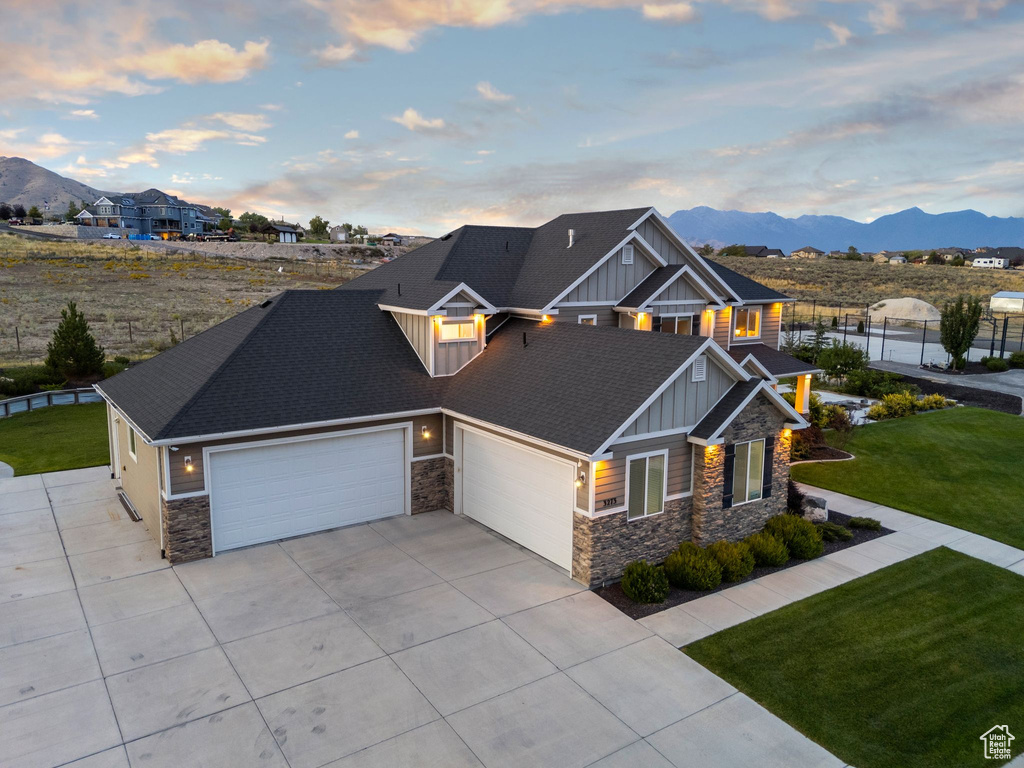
[
  {"left": 76, "top": 190, "right": 209, "bottom": 237},
  {"left": 97, "top": 208, "right": 818, "bottom": 586}
]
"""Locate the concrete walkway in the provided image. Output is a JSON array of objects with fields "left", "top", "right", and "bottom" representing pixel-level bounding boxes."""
[
  {"left": 0, "top": 467, "right": 843, "bottom": 768},
  {"left": 640, "top": 486, "right": 1024, "bottom": 648}
]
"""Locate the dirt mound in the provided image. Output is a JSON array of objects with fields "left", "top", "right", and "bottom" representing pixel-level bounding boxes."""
[{"left": 869, "top": 297, "right": 941, "bottom": 323}]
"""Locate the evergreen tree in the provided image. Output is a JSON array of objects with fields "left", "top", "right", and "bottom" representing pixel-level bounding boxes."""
[
  {"left": 13, "top": 204, "right": 27, "bottom": 218},
  {"left": 940, "top": 295, "right": 982, "bottom": 370},
  {"left": 45, "top": 301, "right": 106, "bottom": 380},
  {"left": 27, "top": 206, "right": 42, "bottom": 219},
  {"left": 67, "top": 201, "right": 80, "bottom": 220}
]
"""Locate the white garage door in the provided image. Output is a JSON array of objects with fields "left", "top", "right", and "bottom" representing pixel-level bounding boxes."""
[
  {"left": 209, "top": 428, "right": 406, "bottom": 553},
  {"left": 460, "top": 428, "right": 574, "bottom": 570}
]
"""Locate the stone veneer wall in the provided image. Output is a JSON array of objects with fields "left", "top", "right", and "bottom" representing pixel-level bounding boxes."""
[
  {"left": 443, "top": 457, "right": 454, "bottom": 512},
  {"left": 572, "top": 497, "right": 692, "bottom": 586},
  {"left": 692, "top": 394, "right": 791, "bottom": 546},
  {"left": 411, "top": 457, "right": 449, "bottom": 514},
  {"left": 161, "top": 496, "right": 212, "bottom": 564}
]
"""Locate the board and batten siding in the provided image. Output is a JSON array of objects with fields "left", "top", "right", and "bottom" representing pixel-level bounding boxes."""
[
  {"left": 392, "top": 311, "right": 431, "bottom": 372},
  {"left": 651, "top": 272, "right": 708, "bottom": 305},
  {"left": 563, "top": 246, "right": 657, "bottom": 303},
  {"left": 167, "top": 412, "right": 443, "bottom": 496},
  {"left": 636, "top": 218, "right": 689, "bottom": 264},
  {"left": 593, "top": 435, "right": 692, "bottom": 510},
  {"left": 619, "top": 356, "right": 735, "bottom": 437},
  {"left": 554, "top": 306, "right": 619, "bottom": 326},
  {"left": 434, "top": 316, "right": 484, "bottom": 376},
  {"left": 730, "top": 303, "right": 782, "bottom": 351}
]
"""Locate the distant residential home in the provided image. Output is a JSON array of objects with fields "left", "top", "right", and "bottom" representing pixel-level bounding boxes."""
[
  {"left": 743, "top": 245, "right": 785, "bottom": 258},
  {"left": 790, "top": 246, "right": 824, "bottom": 259},
  {"left": 269, "top": 223, "right": 299, "bottom": 243},
  {"left": 934, "top": 247, "right": 970, "bottom": 262},
  {"left": 74, "top": 191, "right": 211, "bottom": 237},
  {"left": 974, "top": 246, "right": 1024, "bottom": 266},
  {"left": 381, "top": 233, "right": 405, "bottom": 246},
  {"left": 329, "top": 225, "right": 348, "bottom": 243},
  {"left": 888, "top": 255, "right": 907, "bottom": 265}
]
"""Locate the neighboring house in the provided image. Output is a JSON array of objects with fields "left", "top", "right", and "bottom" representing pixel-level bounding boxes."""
[
  {"left": 790, "top": 246, "right": 824, "bottom": 259},
  {"left": 75, "top": 191, "right": 210, "bottom": 237},
  {"left": 888, "top": 255, "right": 907, "bottom": 264},
  {"left": 97, "top": 207, "right": 817, "bottom": 587},
  {"left": 329, "top": 226, "right": 348, "bottom": 242},
  {"left": 974, "top": 246, "right": 1024, "bottom": 266},
  {"left": 381, "top": 233, "right": 405, "bottom": 246},
  {"left": 743, "top": 245, "right": 785, "bottom": 258}
]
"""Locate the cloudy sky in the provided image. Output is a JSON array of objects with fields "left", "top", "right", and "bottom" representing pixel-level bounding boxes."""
[{"left": 1, "top": 0, "right": 1022, "bottom": 233}]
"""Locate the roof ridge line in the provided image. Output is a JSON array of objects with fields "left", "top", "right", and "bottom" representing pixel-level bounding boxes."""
[{"left": 156, "top": 292, "right": 291, "bottom": 439}]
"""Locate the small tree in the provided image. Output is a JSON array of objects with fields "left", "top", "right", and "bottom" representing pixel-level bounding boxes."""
[
  {"left": 940, "top": 295, "right": 982, "bottom": 370},
  {"left": 13, "top": 204, "right": 27, "bottom": 218},
  {"left": 926, "top": 251, "right": 943, "bottom": 265},
  {"left": 809, "top": 319, "right": 829, "bottom": 362},
  {"left": 27, "top": 205, "right": 42, "bottom": 219},
  {"left": 0, "top": 202, "right": 11, "bottom": 220},
  {"left": 698, "top": 243, "right": 715, "bottom": 257},
  {"left": 66, "top": 201, "right": 80, "bottom": 220},
  {"left": 817, "top": 341, "right": 869, "bottom": 381},
  {"left": 308, "top": 215, "right": 329, "bottom": 238},
  {"left": 45, "top": 301, "right": 106, "bottom": 380},
  {"left": 951, "top": 255, "right": 965, "bottom": 267}
]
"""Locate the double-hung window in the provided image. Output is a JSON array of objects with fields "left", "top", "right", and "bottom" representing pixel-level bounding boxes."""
[
  {"left": 656, "top": 315, "right": 694, "bottom": 335},
  {"left": 626, "top": 452, "right": 667, "bottom": 520},
  {"left": 732, "top": 439, "right": 765, "bottom": 504},
  {"left": 439, "top": 321, "right": 475, "bottom": 342},
  {"left": 734, "top": 307, "right": 761, "bottom": 338}
]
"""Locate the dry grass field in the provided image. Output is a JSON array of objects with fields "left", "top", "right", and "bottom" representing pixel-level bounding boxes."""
[
  {"left": 723, "top": 257, "right": 1024, "bottom": 313},
  {"left": 0, "top": 235, "right": 366, "bottom": 364}
]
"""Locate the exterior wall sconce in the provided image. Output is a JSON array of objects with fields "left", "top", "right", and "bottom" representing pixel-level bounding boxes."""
[
  {"left": 421, "top": 426, "right": 432, "bottom": 439},
  {"left": 541, "top": 315, "right": 552, "bottom": 323},
  {"left": 575, "top": 471, "right": 587, "bottom": 489},
  {"left": 184, "top": 456, "right": 194, "bottom": 472}
]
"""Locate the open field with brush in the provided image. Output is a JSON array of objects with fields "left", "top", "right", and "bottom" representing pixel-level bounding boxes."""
[{"left": 0, "top": 234, "right": 367, "bottom": 364}]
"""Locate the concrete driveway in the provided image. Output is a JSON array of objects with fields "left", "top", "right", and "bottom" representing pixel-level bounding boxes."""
[{"left": 0, "top": 467, "right": 842, "bottom": 768}]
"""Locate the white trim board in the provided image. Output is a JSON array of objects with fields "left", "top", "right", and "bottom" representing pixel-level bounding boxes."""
[{"left": 687, "top": 381, "right": 808, "bottom": 446}]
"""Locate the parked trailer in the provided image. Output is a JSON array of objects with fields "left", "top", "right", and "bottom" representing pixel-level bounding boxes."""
[
  {"left": 991, "top": 291, "right": 1024, "bottom": 313},
  {"left": 972, "top": 257, "right": 1010, "bottom": 269}
]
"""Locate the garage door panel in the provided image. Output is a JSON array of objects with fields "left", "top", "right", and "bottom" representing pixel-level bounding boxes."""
[
  {"left": 210, "top": 429, "right": 406, "bottom": 552},
  {"left": 461, "top": 429, "right": 573, "bottom": 570}
]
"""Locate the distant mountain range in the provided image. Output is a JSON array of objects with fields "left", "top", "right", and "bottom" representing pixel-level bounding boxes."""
[
  {"left": 667, "top": 206, "right": 1024, "bottom": 253},
  {"left": 0, "top": 156, "right": 111, "bottom": 213}
]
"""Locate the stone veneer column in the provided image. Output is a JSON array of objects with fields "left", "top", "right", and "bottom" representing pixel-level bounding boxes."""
[
  {"left": 411, "top": 457, "right": 450, "bottom": 514},
  {"left": 161, "top": 496, "right": 212, "bottom": 564},
  {"left": 692, "top": 394, "right": 791, "bottom": 546}
]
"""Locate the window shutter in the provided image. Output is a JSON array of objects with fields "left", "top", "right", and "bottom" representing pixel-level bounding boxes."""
[
  {"left": 722, "top": 444, "right": 735, "bottom": 509},
  {"left": 622, "top": 244, "right": 634, "bottom": 265},
  {"left": 761, "top": 436, "right": 775, "bottom": 499}
]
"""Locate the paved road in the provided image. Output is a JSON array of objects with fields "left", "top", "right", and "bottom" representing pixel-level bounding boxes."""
[{"left": 873, "top": 360, "right": 1024, "bottom": 410}]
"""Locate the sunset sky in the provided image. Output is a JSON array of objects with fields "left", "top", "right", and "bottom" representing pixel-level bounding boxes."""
[{"left": 1, "top": 0, "right": 1021, "bottom": 233}]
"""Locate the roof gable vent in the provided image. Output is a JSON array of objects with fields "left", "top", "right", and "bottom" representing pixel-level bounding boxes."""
[
  {"left": 691, "top": 354, "right": 707, "bottom": 383},
  {"left": 622, "top": 244, "right": 634, "bottom": 265}
]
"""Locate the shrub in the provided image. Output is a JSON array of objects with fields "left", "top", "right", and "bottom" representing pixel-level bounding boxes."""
[
  {"left": 857, "top": 320, "right": 865, "bottom": 333},
  {"left": 113, "top": 355, "right": 130, "bottom": 366},
  {"left": 0, "top": 365, "right": 64, "bottom": 397},
  {"left": 848, "top": 516, "right": 881, "bottom": 530},
  {"left": 817, "top": 341, "right": 869, "bottom": 380},
  {"left": 787, "top": 479, "right": 806, "bottom": 513},
  {"left": 783, "top": 390, "right": 826, "bottom": 428},
  {"left": 918, "top": 393, "right": 954, "bottom": 411},
  {"left": 842, "top": 369, "right": 920, "bottom": 399},
  {"left": 764, "top": 514, "right": 824, "bottom": 559},
  {"left": 816, "top": 521, "right": 853, "bottom": 542},
  {"left": 867, "top": 391, "right": 920, "bottom": 421},
  {"left": 102, "top": 361, "right": 127, "bottom": 378},
  {"left": 831, "top": 316, "right": 838, "bottom": 328},
  {"left": 791, "top": 425, "right": 824, "bottom": 460},
  {"left": 986, "top": 357, "right": 1009, "bottom": 372},
  {"left": 743, "top": 531, "right": 790, "bottom": 567},
  {"left": 664, "top": 543, "right": 723, "bottom": 591},
  {"left": 707, "top": 540, "right": 755, "bottom": 582},
  {"left": 620, "top": 560, "right": 670, "bottom": 604},
  {"left": 1009, "top": 351, "right": 1024, "bottom": 369}
]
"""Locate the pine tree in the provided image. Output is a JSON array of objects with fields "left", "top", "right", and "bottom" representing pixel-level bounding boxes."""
[{"left": 45, "top": 301, "right": 106, "bottom": 380}]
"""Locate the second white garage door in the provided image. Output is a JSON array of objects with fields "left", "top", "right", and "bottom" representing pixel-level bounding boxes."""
[
  {"left": 209, "top": 427, "right": 406, "bottom": 553},
  {"left": 459, "top": 427, "right": 574, "bottom": 570}
]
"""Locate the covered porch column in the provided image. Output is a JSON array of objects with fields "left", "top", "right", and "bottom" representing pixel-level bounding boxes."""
[{"left": 795, "top": 373, "right": 812, "bottom": 415}]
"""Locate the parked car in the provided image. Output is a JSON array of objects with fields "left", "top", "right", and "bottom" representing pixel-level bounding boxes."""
[
  {"left": 102, "top": 233, "right": 122, "bottom": 239},
  {"left": 149, "top": 235, "right": 162, "bottom": 240}
]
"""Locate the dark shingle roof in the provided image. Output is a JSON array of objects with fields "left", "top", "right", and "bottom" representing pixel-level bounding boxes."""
[
  {"left": 705, "top": 259, "right": 789, "bottom": 302},
  {"left": 444, "top": 318, "right": 705, "bottom": 454},
  {"left": 727, "top": 344, "right": 821, "bottom": 377},
  {"left": 616, "top": 265, "right": 684, "bottom": 309},
  {"left": 97, "top": 290, "right": 446, "bottom": 441},
  {"left": 690, "top": 379, "right": 761, "bottom": 441}
]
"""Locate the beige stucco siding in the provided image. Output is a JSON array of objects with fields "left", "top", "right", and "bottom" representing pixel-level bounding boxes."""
[
  {"left": 619, "top": 356, "right": 735, "bottom": 437},
  {"left": 113, "top": 413, "right": 161, "bottom": 545},
  {"left": 594, "top": 434, "right": 692, "bottom": 510},
  {"left": 167, "top": 412, "right": 443, "bottom": 496}
]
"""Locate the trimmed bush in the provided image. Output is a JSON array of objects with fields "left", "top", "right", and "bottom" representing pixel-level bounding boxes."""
[
  {"left": 1009, "top": 351, "right": 1024, "bottom": 369},
  {"left": 816, "top": 521, "right": 853, "bottom": 542},
  {"left": 918, "top": 393, "right": 954, "bottom": 411},
  {"left": 707, "top": 540, "right": 755, "bottom": 582},
  {"left": 787, "top": 479, "right": 806, "bottom": 513},
  {"left": 620, "top": 560, "right": 670, "bottom": 604},
  {"left": 848, "top": 516, "right": 882, "bottom": 531},
  {"left": 867, "top": 391, "right": 920, "bottom": 421},
  {"left": 743, "top": 531, "right": 790, "bottom": 567},
  {"left": 664, "top": 543, "right": 722, "bottom": 591},
  {"left": 986, "top": 357, "right": 1009, "bottom": 372},
  {"left": 765, "top": 514, "right": 824, "bottom": 560}
]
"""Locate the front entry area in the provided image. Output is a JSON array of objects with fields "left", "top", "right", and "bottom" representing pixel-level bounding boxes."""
[
  {"left": 208, "top": 426, "right": 408, "bottom": 553},
  {"left": 456, "top": 425, "right": 575, "bottom": 571}
]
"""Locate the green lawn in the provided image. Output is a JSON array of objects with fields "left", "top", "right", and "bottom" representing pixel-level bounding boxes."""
[
  {"left": 686, "top": 548, "right": 1024, "bottom": 768},
  {"left": 0, "top": 402, "right": 109, "bottom": 476},
  {"left": 792, "top": 407, "right": 1024, "bottom": 549}
]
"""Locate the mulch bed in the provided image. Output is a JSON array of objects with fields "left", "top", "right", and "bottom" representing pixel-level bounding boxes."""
[
  {"left": 798, "top": 445, "right": 852, "bottom": 462},
  {"left": 596, "top": 511, "right": 894, "bottom": 621},
  {"left": 896, "top": 373, "right": 1022, "bottom": 415}
]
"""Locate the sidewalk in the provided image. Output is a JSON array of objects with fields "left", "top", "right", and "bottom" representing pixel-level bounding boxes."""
[{"left": 639, "top": 486, "right": 1024, "bottom": 648}]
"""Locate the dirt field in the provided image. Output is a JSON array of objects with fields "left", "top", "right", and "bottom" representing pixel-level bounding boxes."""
[{"left": 0, "top": 235, "right": 370, "bottom": 364}]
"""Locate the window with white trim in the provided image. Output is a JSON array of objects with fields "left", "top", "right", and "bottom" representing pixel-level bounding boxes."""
[
  {"left": 439, "top": 321, "right": 475, "bottom": 342},
  {"left": 128, "top": 427, "right": 138, "bottom": 462},
  {"left": 732, "top": 439, "right": 765, "bottom": 504},
  {"left": 734, "top": 307, "right": 761, "bottom": 338},
  {"left": 578, "top": 315, "right": 597, "bottom": 326},
  {"left": 626, "top": 453, "right": 666, "bottom": 520},
  {"left": 656, "top": 315, "right": 694, "bottom": 335},
  {"left": 621, "top": 244, "right": 634, "bottom": 265}
]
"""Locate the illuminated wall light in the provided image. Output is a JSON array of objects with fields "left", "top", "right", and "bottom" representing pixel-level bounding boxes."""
[
  {"left": 541, "top": 315, "right": 552, "bottom": 323},
  {"left": 421, "top": 426, "right": 432, "bottom": 440},
  {"left": 783, "top": 428, "right": 792, "bottom": 438},
  {"left": 184, "top": 456, "right": 194, "bottom": 473}
]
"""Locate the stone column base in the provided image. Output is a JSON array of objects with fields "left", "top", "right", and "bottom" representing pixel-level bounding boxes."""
[{"left": 161, "top": 496, "right": 212, "bottom": 564}]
